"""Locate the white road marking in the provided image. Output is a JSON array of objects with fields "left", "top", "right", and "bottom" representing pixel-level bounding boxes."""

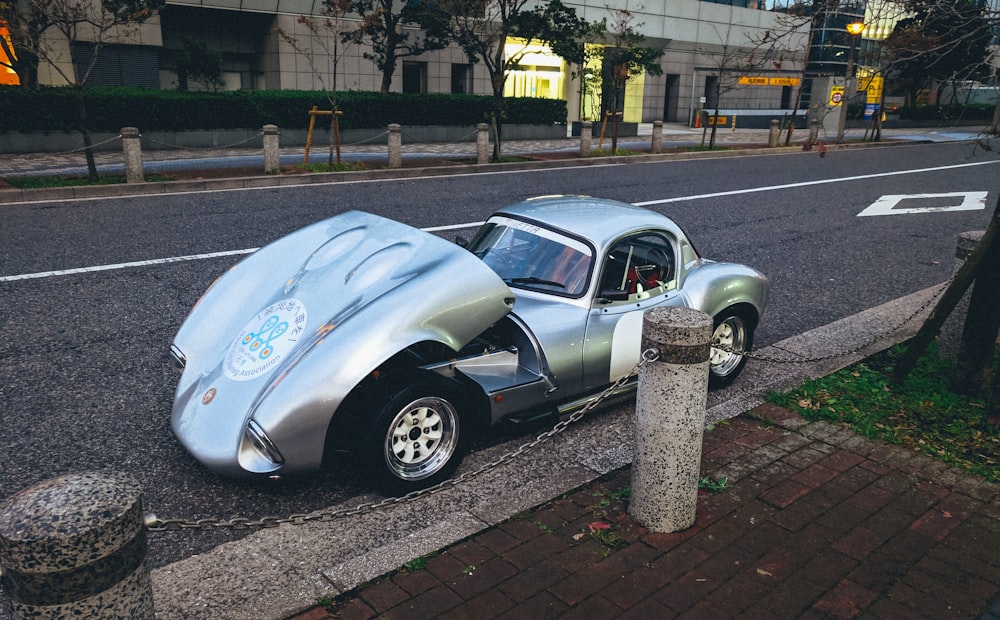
[
  {"left": 857, "top": 192, "right": 989, "bottom": 217},
  {"left": 5, "top": 158, "right": 996, "bottom": 282},
  {"left": 633, "top": 160, "right": 999, "bottom": 206}
]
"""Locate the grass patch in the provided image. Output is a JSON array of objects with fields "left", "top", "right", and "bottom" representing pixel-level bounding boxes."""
[
  {"left": 767, "top": 342, "right": 1000, "bottom": 481},
  {"left": 5, "top": 174, "right": 173, "bottom": 188},
  {"left": 294, "top": 161, "right": 368, "bottom": 173}
]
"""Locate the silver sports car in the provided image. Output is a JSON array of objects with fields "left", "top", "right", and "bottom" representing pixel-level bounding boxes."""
[{"left": 170, "top": 196, "right": 768, "bottom": 492}]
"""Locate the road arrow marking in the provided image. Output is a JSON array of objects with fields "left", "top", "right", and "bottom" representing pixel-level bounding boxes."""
[{"left": 858, "top": 191, "right": 988, "bottom": 217}]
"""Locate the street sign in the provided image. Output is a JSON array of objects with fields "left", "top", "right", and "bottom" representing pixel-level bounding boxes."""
[{"left": 830, "top": 86, "right": 845, "bottom": 106}]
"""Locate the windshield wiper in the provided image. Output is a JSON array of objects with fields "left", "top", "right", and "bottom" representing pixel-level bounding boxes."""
[{"left": 506, "top": 277, "right": 565, "bottom": 289}]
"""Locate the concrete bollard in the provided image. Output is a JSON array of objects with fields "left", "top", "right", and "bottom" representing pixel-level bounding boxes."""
[
  {"left": 579, "top": 121, "right": 592, "bottom": 157},
  {"left": 263, "top": 124, "right": 280, "bottom": 174},
  {"left": 651, "top": 120, "right": 663, "bottom": 154},
  {"left": 629, "top": 307, "right": 712, "bottom": 533},
  {"left": 768, "top": 119, "right": 780, "bottom": 147},
  {"left": 387, "top": 124, "right": 402, "bottom": 169},
  {"left": 0, "top": 471, "right": 154, "bottom": 619},
  {"left": 476, "top": 123, "right": 490, "bottom": 164},
  {"left": 120, "top": 127, "right": 143, "bottom": 184},
  {"left": 939, "top": 231, "right": 985, "bottom": 361}
]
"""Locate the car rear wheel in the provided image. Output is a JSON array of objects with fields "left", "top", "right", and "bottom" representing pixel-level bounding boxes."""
[
  {"left": 709, "top": 310, "right": 754, "bottom": 388},
  {"left": 361, "top": 373, "right": 468, "bottom": 494}
]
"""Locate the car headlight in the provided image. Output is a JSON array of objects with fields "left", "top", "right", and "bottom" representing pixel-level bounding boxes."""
[
  {"left": 170, "top": 345, "right": 186, "bottom": 369},
  {"left": 239, "top": 420, "right": 285, "bottom": 472}
]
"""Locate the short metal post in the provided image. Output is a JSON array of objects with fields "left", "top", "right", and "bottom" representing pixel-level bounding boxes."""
[
  {"left": 629, "top": 307, "right": 712, "bottom": 532},
  {"left": 387, "top": 124, "right": 402, "bottom": 169},
  {"left": 0, "top": 472, "right": 154, "bottom": 618},
  {"left": 263, "top": 124, "right": 280, "bottom": 174},
  {"left": 651, "top": 120, "right": 663, "bottom": 154},
  {"left": 768, "top": 119, "right": 780, "bottom": 147},
  {"left": 476, "top": 123, "right": 490, "bottom": 164},
  {"left": 121, "top": 127, "right": 143, "bottom": 184},
  {"left": 939, "top": 231, "right": 985, "bottom": 361},
  {"left": 579, "top": 121, "right": 592, "bottom": 157}
]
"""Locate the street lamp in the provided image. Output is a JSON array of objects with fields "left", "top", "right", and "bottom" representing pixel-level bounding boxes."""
[{"left": 836, "top": 20, "right": 865, "bottom": 142}]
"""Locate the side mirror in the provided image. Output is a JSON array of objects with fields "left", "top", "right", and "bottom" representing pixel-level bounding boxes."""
[{"left": 599, "top": 289, "right": 630, "bottom": 303}]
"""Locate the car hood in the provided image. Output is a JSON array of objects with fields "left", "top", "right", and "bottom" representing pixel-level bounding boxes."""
[{"left": 173, "top": 210, "right": 515, "bottom": 400}]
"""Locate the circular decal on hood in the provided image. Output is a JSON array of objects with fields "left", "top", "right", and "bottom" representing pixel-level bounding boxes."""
[{"left": 224, "top": 298, "right": 308, "bottom": 382}]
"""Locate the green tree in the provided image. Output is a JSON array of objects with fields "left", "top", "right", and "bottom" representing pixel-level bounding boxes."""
[
  {"left": 342, "top": 0, "right": 451, "bottom": 95},
  {"left": 601, "top": 5, "right": 663, "bottom": 152},
  {"left": 437, "top": 0, "right": 585, "bottom": 162},
  {"left": 531, "top": 0, "right": 606, "bottom": 120},
  {"left": 173, "top": 36, "right": 224, "bottom": 92}
]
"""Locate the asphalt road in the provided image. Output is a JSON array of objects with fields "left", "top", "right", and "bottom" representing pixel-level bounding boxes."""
[{"left": 1, "top": 140, "right": 998, "bottom": 568}]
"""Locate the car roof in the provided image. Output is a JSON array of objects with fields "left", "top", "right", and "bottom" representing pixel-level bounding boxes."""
[{"left": 493, "top": 196, "right": 687, "bottom": 250}]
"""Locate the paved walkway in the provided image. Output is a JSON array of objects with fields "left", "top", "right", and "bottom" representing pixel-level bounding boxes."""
[{"left": 293, "top": 403, "right": 1000, "bottom": 620}]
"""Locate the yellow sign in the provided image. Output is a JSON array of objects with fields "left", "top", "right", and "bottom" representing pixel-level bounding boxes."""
[
  {"left": 830, "top": 86, "right": 845, "bottom": 106},
  {"left": 738, "top": 76, "right": 801, "bottom": 87},
  {"left": 864, "top": 76, "right": 884, "bottom": 104},
  {"left": 708, "top": 115, "right": 728, "bottom": 125}
]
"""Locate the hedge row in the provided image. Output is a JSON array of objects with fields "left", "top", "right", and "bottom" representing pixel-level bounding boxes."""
[
  {"left": 0, "top": 87, "right": 568, "bottom": 132},
  {"left": 898, "top": 104, "right": 995, "bottom": 122}
]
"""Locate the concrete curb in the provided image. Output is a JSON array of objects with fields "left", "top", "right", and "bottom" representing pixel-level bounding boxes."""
[{"left": 148, "top": 283, "right": 939, "bottom": 619}]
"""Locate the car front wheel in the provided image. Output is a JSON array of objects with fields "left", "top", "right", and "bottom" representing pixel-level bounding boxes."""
[
  {"left": 709, "top": 310, "right": 754, "bottom": 388},
  {"left": 361, "top": 374, "right": 468, "bottom": 494}
]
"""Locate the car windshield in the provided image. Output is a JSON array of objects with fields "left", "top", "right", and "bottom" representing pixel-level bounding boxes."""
[{"left": 468, "top": 216, "right": 593, "bottom": 297}]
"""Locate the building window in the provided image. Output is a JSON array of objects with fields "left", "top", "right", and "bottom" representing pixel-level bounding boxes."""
[
  {"left": 403, "top": 62, "right": 427, "bottom": 94},
  {"left": 73, "top": 43, "right": 160, "bottom": 88},
  {"left": 451, "top": 63, "right": 473, "bottom": 94}
]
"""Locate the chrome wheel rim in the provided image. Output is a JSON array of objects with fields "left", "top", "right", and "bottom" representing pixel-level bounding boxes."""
[
  {"left": 384, "top": 397, "right": 459, "bottom": 481},
  {"left": 710, "top": 316, "right": 747, "bottom": 378}
]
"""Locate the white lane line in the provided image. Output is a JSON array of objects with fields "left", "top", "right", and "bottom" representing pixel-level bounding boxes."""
[
  {"left": 1, "top": 223, "right": 487, "bottom": 282},
  {"left": 7, "top": 158, "right": 997, "bottom": 282},
  {"left": 1, "top": 249, "right": 257, "bottom": 282},
  {"left": 632, "top": 160, "right": 1000, "bottom": 206}
]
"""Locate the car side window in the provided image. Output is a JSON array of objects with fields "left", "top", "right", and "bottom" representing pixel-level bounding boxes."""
[{"left": 598, "top": 234, "right": 676, "bottom": 303}]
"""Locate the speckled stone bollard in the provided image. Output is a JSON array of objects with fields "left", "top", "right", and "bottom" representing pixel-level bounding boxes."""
[
  {"left": 579, "top": 121, "right": 592, "bottom": 157},
  {"left": 387, "top": 124, "right": 402, "bottom": 169},
  {"left": 263, "top": 124, "right": 280, "bottom": 174},
  {"left": 629, "top": 307, "right": 712, "bottom": 533},
  {"left": 121, "top": 127, "right": 143, "bottom": 184},
  {"left": 939, "top": 230, "right": 985, "bottom": 361},
  {"left": 768, "top": 119, "right": 780, "bottom": 147},
  {"left": 651, "top": 120, "right": 663, "bottom": 153},
  {"left": 0, "top": 472, "right": 154, "bottom": 619},
  {"left": 476, "top": 123, "right": 490, "bottom": 164}
]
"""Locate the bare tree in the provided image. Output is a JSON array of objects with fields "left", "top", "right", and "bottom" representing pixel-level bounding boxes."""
[
  {"left": 341, "top": 0, "right": 451, "bottom": 95},
  {"left": 276, "top": 0, "right": 355, "bottom": 165},
  {"left": 2, "top": 0, "right": 165, "bottom": 178}
]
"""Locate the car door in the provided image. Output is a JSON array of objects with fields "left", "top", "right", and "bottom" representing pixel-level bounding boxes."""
[{"left": 581, "top": 232, "right": 686, "bottom": 389}]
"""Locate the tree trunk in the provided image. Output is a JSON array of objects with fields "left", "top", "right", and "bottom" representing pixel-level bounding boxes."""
[
  {"left": 952, "top": 230, "right": 1000, "bottom": 396},
  {"left": 75, "top": 88, "right": 98, "bottom": 181},
  {"left": 890, "top": 195, "right": 1000, "bottom": 384}
]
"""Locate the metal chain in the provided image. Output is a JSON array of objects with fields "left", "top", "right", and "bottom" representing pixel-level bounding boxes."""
[
  {"left": 38, "top": 134, "right": 123, "bottom": 157},
  {"left": 141, "top": 133, "right": 263, "bottom": 151},
  {"left": 144, "top": 349, "right": 659, "bottom": 533},
  {"left": 719, "top": 278, "right": 951, "bottom": 365}
]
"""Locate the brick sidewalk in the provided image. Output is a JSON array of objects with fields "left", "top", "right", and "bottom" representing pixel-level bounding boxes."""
[{"left": 293, "top": 404, "right": 1000, "bottom": 620}]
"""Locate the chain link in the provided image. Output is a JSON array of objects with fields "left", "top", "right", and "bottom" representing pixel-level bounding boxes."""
[
  {"left": 141, "top": 133, "right": 264, "bottom": 151},
  {"left": 145, "top": 349, "right": 658, "bottom": 533}
]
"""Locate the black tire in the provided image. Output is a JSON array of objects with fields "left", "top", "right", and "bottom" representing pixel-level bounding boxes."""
[
  {"left": 709, "top": 309, "right": 754, "bottom": 389},
  {"left": 358, "top": 372, "right": 469, "bottom": 495}
]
